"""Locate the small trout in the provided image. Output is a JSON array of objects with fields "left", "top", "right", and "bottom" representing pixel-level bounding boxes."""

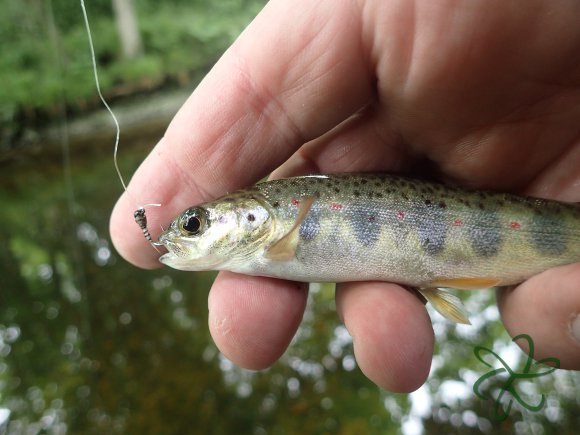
[{"left": 158, "top": 174, "right": 580, "bottom": 324}]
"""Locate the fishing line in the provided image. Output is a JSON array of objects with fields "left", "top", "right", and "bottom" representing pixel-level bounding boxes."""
[
  {"left": 79, "top": 0, "right": 162, "bottom": 252},
  {"left": 79, "top": 0, "right": 124, "bottom": 190}
]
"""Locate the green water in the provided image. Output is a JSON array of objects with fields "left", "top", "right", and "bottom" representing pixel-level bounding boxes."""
[
  {"left": 0, "top": 136, "right": 393, "bottom": 434},
  {"left": 1, "top": 129, "right": 578, "bottom": 434}
]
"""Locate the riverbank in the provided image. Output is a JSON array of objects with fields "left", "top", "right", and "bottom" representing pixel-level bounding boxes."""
[
  {"left": 0, "top": 88, "right": 192, "bottom": 164},
  {"left": 0, "top": 0, "right": 265, "bottom": 161}
]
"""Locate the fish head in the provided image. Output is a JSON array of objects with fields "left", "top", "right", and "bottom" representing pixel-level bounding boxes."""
[{"left": 158, "top": 194, "right": 274, "bottom": 271}]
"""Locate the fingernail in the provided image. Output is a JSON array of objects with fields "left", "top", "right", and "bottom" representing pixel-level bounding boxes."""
[{"left": 570, "top": 313, "right": 580, "bottom": 344}]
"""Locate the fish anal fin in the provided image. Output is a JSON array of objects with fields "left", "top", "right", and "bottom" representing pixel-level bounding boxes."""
[
  {"left": 265, "top": 196, "right": 315, "bottom": 261},
  {"left": 418, "top": 288, "right": 471, "bottom": 325},
  {"left": 430, "top": 277, "right": 501, "bottom": 290}
]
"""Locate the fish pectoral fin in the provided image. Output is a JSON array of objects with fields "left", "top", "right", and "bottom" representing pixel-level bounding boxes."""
[
  {"left": 418, "top": 288, "right": 471, "bottom": 325},
  {"left": 265, "top": 196, "right": 315, "bottom": 261},
  {"left": 430, "top": 277, "right": 501, "bottom": 290}
]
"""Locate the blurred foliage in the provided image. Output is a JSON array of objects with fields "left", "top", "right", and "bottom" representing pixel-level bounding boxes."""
[{"left": 0, "top": 0, "right": 265, "bottom": 147}]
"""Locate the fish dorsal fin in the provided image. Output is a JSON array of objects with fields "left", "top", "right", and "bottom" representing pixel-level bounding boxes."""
[
  {"left": 265, "top": 196, "right": 315, "bottom": 261},
  {"left": 430, "top": 277, "right": 501, "bottom": 290},
  {"left": 418, "top": 288, "right": 471, "bottom": 325}
]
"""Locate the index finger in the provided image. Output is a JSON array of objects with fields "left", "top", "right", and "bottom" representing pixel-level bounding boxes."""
[{"left": 110, "top": 0, "right": 375, "bottom": 268}]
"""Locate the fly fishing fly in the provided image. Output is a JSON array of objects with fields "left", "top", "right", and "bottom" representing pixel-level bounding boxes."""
[{"left": 134, "top": 207, "right": 164, "bottom": 250}]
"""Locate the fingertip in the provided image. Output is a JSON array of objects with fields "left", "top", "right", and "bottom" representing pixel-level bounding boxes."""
[
  {"left": 336, "top": 282, "right": 434, "bottom": 392},
  {"left": 497, "top": 263, "right": 580, "bottom": 369},
  {"left": 208, "top": 272, "right": 308, "bottom": 370}
]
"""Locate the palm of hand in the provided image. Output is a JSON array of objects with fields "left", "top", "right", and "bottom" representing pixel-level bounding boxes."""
[{"left": 282, "top": 2, "right": 580, "bottom": 195}]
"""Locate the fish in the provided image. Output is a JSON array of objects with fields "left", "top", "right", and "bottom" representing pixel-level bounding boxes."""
[{"left": 158, "top": 173, "right": 580, "bottom": 324}]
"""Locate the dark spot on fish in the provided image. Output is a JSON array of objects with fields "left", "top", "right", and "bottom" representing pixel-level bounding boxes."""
[
  {"left": 376, "top": 192, "right": 383, "bottom": 198},
  {"left": 299, "top": 206, "right": 320, "bottom": 241},
  {"left": 353, "top": 181, "right": 360, "bottom": 187},
  {"left": 275, "top": 187, "right": 281, "bottom": 193},
  {"left": 468, "top": 211, "right": 502, "bottom": 257},
  {"left": 247, "top": 214, "right": 255, "bottom": 222},
  {"left": 347, "top": 204, "right": 381, "bottom": 246},
  {"left": 272, "top": 201, "right": 280, "bottom": 208},
  {"left": 354, "top": 190, "right": 361, "bottom": 197},
  {"left": 530, "top": 211, "right": 567, "bottom": 255},
  {"left": 415, "top": 203, "right": 447, "bottom": 255},
  {"left": 478, "top": 202, "right": 485, "bottom": 210},
  {"left": 361, "top": 179, "right": 368, "bottom": 184},
  {"left": 439, "top": 201, "right": 447, "bottom": 208},
  {"left": 533, "top": 207, "right": 543, "bottom": 215},
  {"left": 425, "top": 199, "right": 432, "bottom": 206}
]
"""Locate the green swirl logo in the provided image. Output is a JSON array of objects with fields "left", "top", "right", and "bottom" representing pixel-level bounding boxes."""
[{"left": 473, "top": 333, "right": 560, "bottom": 421}]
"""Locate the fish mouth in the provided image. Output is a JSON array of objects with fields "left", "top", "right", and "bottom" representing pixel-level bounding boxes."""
[
  {"left": 158, "top": 232, "right": 227, "bottom": 271},
  {"left": 159, "top": 252, "right": 226, "bottom": 271},
  {"left": 158, "top": 237, "right": 186, "bottom": 257}
]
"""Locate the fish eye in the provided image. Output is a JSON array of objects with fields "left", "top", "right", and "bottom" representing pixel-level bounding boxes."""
[
  {"left": 179, "top": 208, "right": 206, "bottom": 236},
  {"left": 184, "top": 216, "right": 201, "bottom": 233}
]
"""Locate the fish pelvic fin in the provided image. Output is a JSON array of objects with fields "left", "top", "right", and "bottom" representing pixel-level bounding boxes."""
[
  {"left": 265, "top": 196, "right": 316, "bottom": 261},
  {"left": 418, "top": 288, "right": 471, "bottom": 325},
  {"left": 430, "top": 277, "right": 501, "bottom": 290}
]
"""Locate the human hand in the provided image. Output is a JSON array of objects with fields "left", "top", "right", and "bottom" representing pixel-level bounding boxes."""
[{"left": 110, "top": 0, "right": 580, "bottom": 391}]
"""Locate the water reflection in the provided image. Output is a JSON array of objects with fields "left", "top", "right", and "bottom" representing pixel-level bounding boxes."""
[{"left": 0, "top": 137, "right": 578, "bottom": 434}]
